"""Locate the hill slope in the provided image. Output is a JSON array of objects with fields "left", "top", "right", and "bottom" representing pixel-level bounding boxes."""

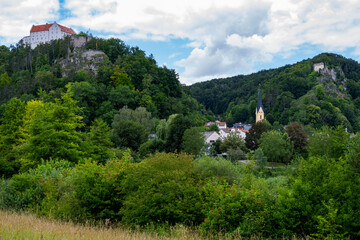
[
  {"left": 188, "top": 53, "right": 360, "bottom": 132},
  {"left": 0, "top": 37, "right": 204, "bottom": 125}
]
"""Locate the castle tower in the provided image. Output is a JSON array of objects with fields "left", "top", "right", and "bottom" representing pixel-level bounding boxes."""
[{"left": 256, "top": 87, "right": 265, "bottom": 122}]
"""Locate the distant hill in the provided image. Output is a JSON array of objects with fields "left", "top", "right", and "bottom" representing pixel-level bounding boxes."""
[
  {"left": 188, "top": 53, "right": 360, "bottom": 132},
  {"left": 0, "top": 36, "right": 205, "bottom": 125}
]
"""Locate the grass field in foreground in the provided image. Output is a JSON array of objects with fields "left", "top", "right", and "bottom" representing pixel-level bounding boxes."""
[
  {"left": 0, "top": 210, "right": 305, "bottom": 240},
  {"left": 0, "top": 210, "right": 202, "bottom": 240}
]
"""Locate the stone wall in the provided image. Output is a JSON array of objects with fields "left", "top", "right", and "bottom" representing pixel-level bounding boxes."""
[
  {"left": 71, "top": 36, "right": 92, "bottom": 48},
  {"left": 314, "top": 62, "right": 325, "bottom": 72}
]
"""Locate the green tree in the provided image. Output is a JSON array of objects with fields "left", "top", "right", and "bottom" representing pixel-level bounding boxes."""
[
  {"left": 346, "top": 135, "right": 360, "bottom": 174},
  {"left": 114, "top": 106, "right": 154, "bottom": 134},
  {"left": 20, "top": 84, "right": 86, "bottom": 170},
  {"left": 307, "top": 104, "right": 321, "bottom": 126},
  {"left": 307, "top": 126, "right": 348, "bottom": 159},
  {"left": 277, "top": 156, "right": 360, "bottom": 237},
  {"left": 86, "top": 118, "right": 113, "bottom": 163},
  {"left": 71, "top": 81, "right": 98, "bottom": 126},
  {"left": 138, "top": 138, "right": 166, "bottom": 158},
  {"left": 182, "top": 127, "right": 205, "bottom": 155},
  {"left": 165, "top": 114, "right": 192, "bottom": 152},
  {"left": 254, "top": 148, "right": 267, "bottom": 168},
  {"left": 285, "top": 122, "right": 308, "bottom": 153},
  {"left": 0, "top": 98, "right": 26, "bottom": 176},
  {"left": 259, "top": 130, "right": 293, "bottom": 164},
  {"left": 209, "top": 123, "right": 219, "bottom": 132},
  {"left": 110, "top": 65, "right": 134, "bottom": 88},
  {"left": 220, "top": 131, "right": 247, "bottom": 153},
  {"left": 110, "top": 120, "right": 147, "bottom": 150},
  {"left": 0, "top": 72, "right": 11, "bottom": 85},
  {"left": 109, "top": 85, "right": 139, "bottom": 110},
  {"left": 245, "top": 121, "right": 270, "bottom": 150}
]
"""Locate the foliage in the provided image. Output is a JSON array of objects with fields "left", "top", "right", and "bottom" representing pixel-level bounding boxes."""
[
  {"left": 220, "top": 131, "right": 247, "bottom": 154},
  {"left": 69, "top": 158, "right": 129, "bottom": 221},
  {"left": 0, "top": 98, "right": 26, "bottom": 177},
  {"left": 0, "top": 159, "right": 74, "bottom": 212},
  {"left": 189, "top": 53, "right": 360, "bottom": 131},
  {"left": 110, "top": 120, "right": 147, "bottom": 150},
  {"left": 194, "top": 156, "right": 247, "bottom": 184},
  {"left": 120, "top": 153, "right": 205, "bottom": 226},
  {"left": 226, "top": 147, "right": 246, "bottom": 161},
  {"left": 165, "top": 114, "right": 192, "bottom": 152},
  {"left": 208, "top": 123, "right": 219, "bottom": 132},
  {"left": 201, "top": 180, "right": 267, "bottom": 235},
  {"left": 113, "top": 106, "right": 154, "bottom": 134},
  {"left": 86, "top": 118, "right": 113, "bottom": 163},
  {"left": 138, "top": 138, "right": 166, "bottom": 159},
  {"left": 259, "top": 131, "right": 293, "bottom": 164},
  {"left": 110, "top": 66, "right": 133, "bottom": 88},
  {"left": 285, "top": 122, "right": 308, "bottom": 153},
  {"left": 345, "top": 135, "right": 360, "bottom": 174},
  {"left": 19, "top": 85, "right": 86, "bottom": 170},
  {"left": 182, "top": 127, "right": 205, "bottom": 155},
  {"left": 245, "top": 121, "right": 270, "bottom": 150},
  {"left": 307, "top": 125, "right": 348, "bottom": 159},
  {"left": 276, "top": 156, "right": 360, "bottom": 237},
  {"left": 254, "top": 148, "right": 267, "bottom": 169}
]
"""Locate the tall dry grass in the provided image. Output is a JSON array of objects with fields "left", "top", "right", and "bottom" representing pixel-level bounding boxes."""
[
  {"left": 0, "top": 210, "right": 305, "bottom": 240},
  {"left": 0, "top": 210, "right": 202, "bottom": 240}
]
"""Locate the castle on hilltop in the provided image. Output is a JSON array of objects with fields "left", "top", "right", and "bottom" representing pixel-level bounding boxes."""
[{"left": 21, "top": 22, "right": 76, "bottom": 49}]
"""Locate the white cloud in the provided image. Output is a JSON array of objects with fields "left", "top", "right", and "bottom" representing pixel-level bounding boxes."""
[
  {"left": 0, "top": 0, "right": 59, "bottom": 45},
  {"left": 2, "top": 0, "right": 360, "bottom": 84}
]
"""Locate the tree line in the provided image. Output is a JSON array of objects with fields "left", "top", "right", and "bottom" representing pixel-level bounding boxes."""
[{"left": 189, "top": 53, "right": 360, "bottom": 133}]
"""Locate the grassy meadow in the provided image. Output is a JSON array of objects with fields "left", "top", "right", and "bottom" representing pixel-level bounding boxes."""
[
  {"left": 0, "top": 210, "right": 307, "bottom": 240},
  {"left": 0, "top": 210, "right": 198, "bottom": 240}
]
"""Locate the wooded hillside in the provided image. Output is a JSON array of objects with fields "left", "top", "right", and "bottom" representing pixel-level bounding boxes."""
[{"left": 189, "top": 53, "right": 360, "bottom": 132}]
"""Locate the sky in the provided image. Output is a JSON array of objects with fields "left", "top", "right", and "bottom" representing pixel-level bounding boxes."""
[{"left": 1, "top": 0, "right": 360, "bottom": 85}]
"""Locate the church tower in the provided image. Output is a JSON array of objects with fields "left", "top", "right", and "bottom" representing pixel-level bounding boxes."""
[{"left": 256, "top": 87, "right": 265, "bottom": 122}]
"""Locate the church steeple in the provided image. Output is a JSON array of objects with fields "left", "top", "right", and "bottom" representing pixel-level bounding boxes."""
[{"left": 256, "top": 87, "right": 265, "bottom": 122}]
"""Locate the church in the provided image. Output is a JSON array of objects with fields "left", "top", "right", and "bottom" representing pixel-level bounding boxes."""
[
  {"left": 21, "top": 22, "right": 76, "bottom": 49},
  {"left": 256, "top": 87, "right": 265, "bottom": 122}
]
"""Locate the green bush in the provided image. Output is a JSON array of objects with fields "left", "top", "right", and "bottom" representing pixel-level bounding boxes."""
[
  {"left": 275, "top": 156, "right": 360, "bottom": 238},
  {"left": 68, "top": 156, "right": 131, "bottom": 221},
  {"left": 138, "top": 138, "right": 166, "bottom": 158},
  {"left": 201, "top": 180, "right": 267, "bottom": 236},
  {"left": 120, "top": 153, "right": 205, "bottom": 226},
  {"left": 0, "top": 159, "right": 74, "bottom": 212},
  {"left": 194, "top": 156, "right": 244, "bottom": 183}
]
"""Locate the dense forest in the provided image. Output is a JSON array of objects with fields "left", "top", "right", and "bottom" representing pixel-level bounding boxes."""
[
  {"left": 0, "top": 38, "right": 359, "bottom": 239},
  {"left": 189, "top": 53, "right": 360, "bottom": 132}
]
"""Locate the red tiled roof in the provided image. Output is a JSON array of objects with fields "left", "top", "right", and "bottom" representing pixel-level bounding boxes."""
[
  {"left": 30, "top": 23, "right": 75, "bottom": 35},
  {"left": 58, "top": 24, "right": 76, "bottom": 35},
  {"left": 216, "top": 122, "right": 226, "bottom": 126},
  {"left": 30, "top": 24, "right": 52, "bottom": 32}
]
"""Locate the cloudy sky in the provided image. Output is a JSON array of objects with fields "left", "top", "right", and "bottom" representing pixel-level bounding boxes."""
[{"left": 1, "top": 0, "right": 360, "bottom": 85}]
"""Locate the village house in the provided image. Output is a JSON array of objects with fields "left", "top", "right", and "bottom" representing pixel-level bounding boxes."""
[
  {"left": 21, "top": 22, "right": 76, "bottom": 49},
  {"left": 219, "top": 127, "right": 248, "bottom": 140},
  {"left": 203, "top": 131, "right": 221, "bottom": 145},
  {"left": 204, "top": 120, "right": 227, "bottom": 129}
]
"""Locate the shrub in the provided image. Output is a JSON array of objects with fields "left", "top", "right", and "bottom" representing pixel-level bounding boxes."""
[
  {"left": 0, "top": 159, "right": 74, "bottom": 212},
  {"left": 194, "top": 156, "right": 243, "bottom": 183},
  {"left": 120, "top": 153, "right": 205, "bottom": 226},
  {"left": 201, "top": 180, "right": 267, "bottom": 236},
  {"left": 69, "top": 157, "right": 130, "bottom": 221}
]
